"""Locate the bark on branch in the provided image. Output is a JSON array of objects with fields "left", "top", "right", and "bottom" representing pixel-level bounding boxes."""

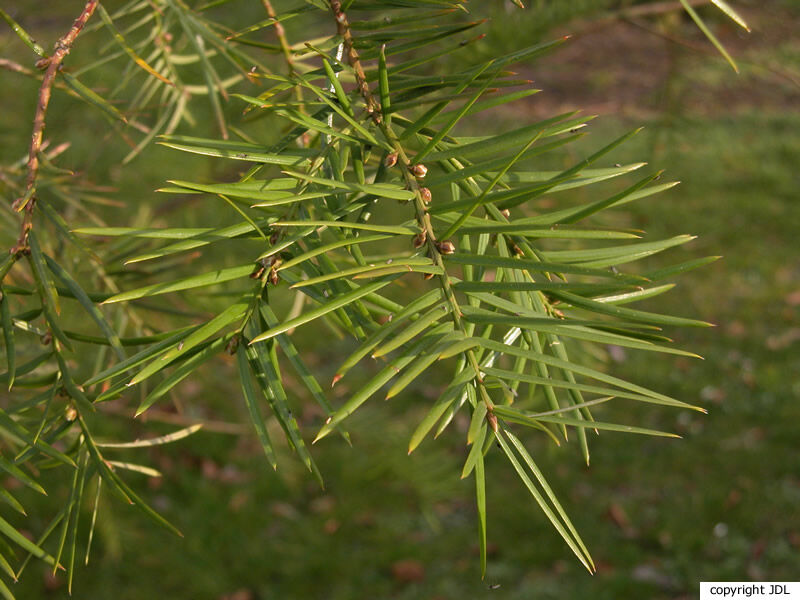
[{"left": 11, "top": 0, "right": 98, "bottom": 255}]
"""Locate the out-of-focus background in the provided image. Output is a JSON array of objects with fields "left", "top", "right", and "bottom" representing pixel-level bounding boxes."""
[{"left": 1, "top": 1, "right": 798, "bottom": 598}]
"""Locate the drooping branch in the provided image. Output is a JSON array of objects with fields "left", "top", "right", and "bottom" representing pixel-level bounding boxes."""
[{"left": 11, "top": 0, "right": 99, "bottom": 255}]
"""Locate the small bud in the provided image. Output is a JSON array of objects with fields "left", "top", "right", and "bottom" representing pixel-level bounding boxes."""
[
  {"left": 409, "top": 163, "right": 427, "bottom": 178},
  {"left": 500, "top": 209, "right": 510, "bottom": 218},
  {"left": 250, "top": 265, "right": 266, "bottom": 279},
  {"left": 269, "top": 231, "right": 280, "bottom": 245},
  {"left": 436, "top": 240, "right": 456, "bottom": 255},
  {"left": 65, "top": 406, "right": 78, "bottom": 422},
  {"left": 384, "top": 152, "right": 398, "bottom": 168},
  {"left": 269, "top": 267, "right": 279, "bottom": 286},
  {"left": 331, "top": 374, "right": 343, "bottom": 388},
  {"left": 423, "top": 272, "right": 435, "bottom": 280},
  {"left": 419, "top": 187, "right": 432, "bottom": 205},
  {"left": 413, "top": 230, "right": 427, "bottom": 248},
  {"left": 41, "top": 331, "right": 52, "bottom": 346},
  {"left": 226, "top": 336, "right": 240, "bottom": 355},
  {"left": 507, "top": 240, "right": 523, "bottom": 256},
  {"left": 487, "top": 412, "right": 498, "bottom": 433}
]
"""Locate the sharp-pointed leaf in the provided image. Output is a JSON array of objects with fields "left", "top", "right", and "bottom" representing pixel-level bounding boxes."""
[
  {"left": 504, "top": 430, "right": 593, "bottom": 570},
  {"left": 44, "top": 256, "right": 125, "bottom": 359},
  {"left": 281, "top": 171, "right": 416, "bottom": 201},
  {"left": 475, "top": 445, "right": 487, "bottom": 579},
  {"left": 243, "top": 325, "right": 322, "bottom": 485},
  {"left": 549, "top": 290, "right": 713, "bottom": 328},
  {"left": 84, "top": 326, "right": 198, "bottom": 387},
  {"left": 495, "top": 429, "right": 593, "bottom": 573},
  {"left": 0, "top": 287, "right": 15, "bottom": 390},
  {"left": 316, "top": 324, "right": 453, "bottom": 442},
  {"left": 129, "top": 301, "right": 248, "bottom": 388},
  {"left": 103, "top": 265, "right": 254, "bottom": 304},
  {"left": 494, "top": 406, "right": 680, "bottom": 438},
  {"left": 679, "top": 0, "right": 739, "bottom": 72},
  {"left": 236, "top": 346, "right": 277, "bottom": 469},
  {"left": 250, "top": 278, "right": 395, "bottom": 345}
]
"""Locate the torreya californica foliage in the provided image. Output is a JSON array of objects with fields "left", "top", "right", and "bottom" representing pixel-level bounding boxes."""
[{"left": 0, "top": 0, "right": 747, "bottom": 595}]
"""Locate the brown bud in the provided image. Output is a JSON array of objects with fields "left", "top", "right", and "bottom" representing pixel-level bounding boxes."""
[
  {"left": 269, "top": 267, "right": 279, "bottom": 286},
  {"left": 436, "top": 240, "right": 456, "bottom": 255},
  {"left": 250, "top": 265, "right": 266, "bottom": 279},
  {"left": 508, "top": 241, "right": 523, "bottom": 256},
  {"left": 384, "top": 152, "right": 398, "bottom": 168},
  {"left": 419, "top": 187, "right": 432, "bottom": 205},
  {"left": 486, "top": 412, "right": 498, "bottom": 433},
  {"left": 269, "top": 231, "right": 280, "bottom": 245},
  {"left": 226, "top": 336, "right": 240, "bottom": 355},
  {"left": 41, "top": 331, "right": 52, "bottom": 346},
  {"left": 413, "top": 230, "right": 427, "bottom": 248},
  {"left": 409, "top": 163, "right": 427, "bottom": 178},
  {"left": 500, "top": 209, "right": 511, "bottom": 218},
  {"left": 423, "top": 272, "right": 435, "bottom": 280},
  {"left": 65, "top": 406, "right": 78, "bottom": 422}
]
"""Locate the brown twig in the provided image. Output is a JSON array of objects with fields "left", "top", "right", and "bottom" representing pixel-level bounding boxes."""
[
  {"left": 100, "top": 402, "right": 249, "bottom": 435},
  {"left": 616, "top": 0, "right": 706, "bottom": 19},
  {"left": 261, "top": 0, "right": 296, "bottom": 77},
  {"left": 330, "top": 1, "right": 381, "bottom": 119},
  {"left": 262, "top": 0, "right": 311, "bottom": 146},
  {"left": 11, "top": 0, "right": 99, "bottom": 255},
  {"left": 0, "top": 57, "right": 33, "bottom": 76},
  {"left": 623, "top": 17, "right": 800, "bottom": 89}
]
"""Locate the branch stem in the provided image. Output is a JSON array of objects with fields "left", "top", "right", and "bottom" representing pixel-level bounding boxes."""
[
  {"left": 328, "top": 0, "right": 493, "bottom": 410},
  {"left": 11, "top": 0, "right": 99, "bottom": 255}
]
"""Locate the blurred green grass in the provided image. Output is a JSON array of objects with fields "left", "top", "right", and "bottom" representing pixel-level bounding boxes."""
[{"left": 2, "top": 2, "right": 799, "bottom": 599}]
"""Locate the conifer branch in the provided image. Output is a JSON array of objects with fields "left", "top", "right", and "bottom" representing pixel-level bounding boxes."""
[{"left": 328, "top": 0, "right": 494, "bottom": 410}]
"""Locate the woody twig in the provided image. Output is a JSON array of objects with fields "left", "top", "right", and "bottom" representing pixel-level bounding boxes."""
[
  {"left": 261, "top": 0, "right": 296, "bottom": 78},
  {"left": 11, "top": 0, "right": 98, "bottom": 255}
]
